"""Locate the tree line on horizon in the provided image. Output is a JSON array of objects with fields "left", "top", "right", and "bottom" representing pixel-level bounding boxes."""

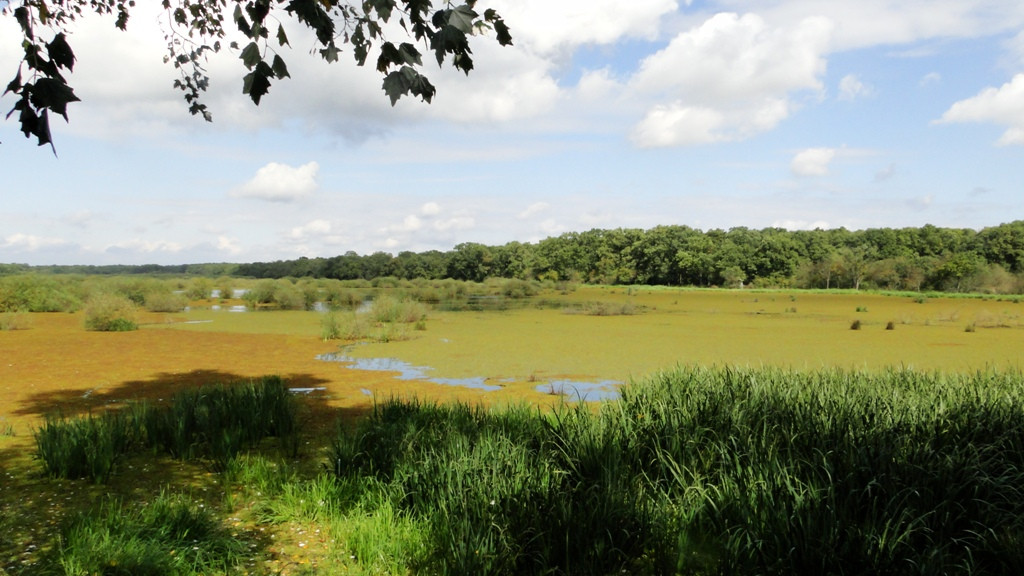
[{"left": 6, "top": 222, "right": 1024, "bottom": 294}]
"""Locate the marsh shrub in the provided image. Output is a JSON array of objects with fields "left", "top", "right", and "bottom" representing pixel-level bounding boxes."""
[
  {"left": 501, "top": 279, "right": 540, "bottom": 298},
  {"left": 850, "top": 319, "right": 862, "bottom": 330},
  {"left": 372, "top": 295, "right": 427, "bottom": 324},
  {"left": 83, "top": 293, "right": 138, "bottom": 332},
  {"left": 185, "top": 277, "right": 213, "bottom": 300},
  {"left": 143, "top": 290, "right": 188, "bottom": 312},
  {"left": 0, "top": 274, "right": 81, "bottom": 312},
  {"left": 272, "top": 282, "right": 306, "bottom": 310},
  {"left": 0, "top": 311, "right": 31, "bottom": 330}
]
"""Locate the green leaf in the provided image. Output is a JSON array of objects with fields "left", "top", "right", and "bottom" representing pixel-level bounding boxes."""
[
  {"left": 448, "top": 5, "right": 477, "bottom": 34},
  {"left": 242, "top": 66, "right": 272, "bottom": 105},
  {"left": 13, "top": 6, "right": 32, "bottom": 40},
  {"left": 28, "top": 78, "right": 80, "bottom": 121},
  {"left": 276, "top": 24, "right": 290, "bottom": 47},
  {"left": 240, "top": 42, "right": 261, "bottom": 69},
  {"left": 4, "top": 67, "right": 22, "bottom": 97},
  {"left": 382, "top": 69, "right": 408, "bottom": 106},
  {"left": 367, "top": 0, "right": 395, "bottom": 21},
  {"left": 271, "top": 54, "right": 290, "bottom": 79},
  {"left": 493, "top": 19, "right": 512, "bottom": 46},
  {"left": 382, "top": 66, "right": 434, "bottom": 105},
  {"left": 46, "top": 33, "right": 76, "bottom": 72},
  {"left": 320, "top": 41, "right": 340, "bottom": 63}
]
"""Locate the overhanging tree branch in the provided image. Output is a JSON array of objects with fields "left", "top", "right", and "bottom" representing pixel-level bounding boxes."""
[{"left": 1, "top": 0, "right": 512, "bottom": 152}]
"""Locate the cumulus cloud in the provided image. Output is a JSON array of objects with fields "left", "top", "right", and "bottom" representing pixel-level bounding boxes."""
[
  {"left": 104, "top": 239, "right": 184, "bottom": 255},
  {"left": 791, "top": 147, "right": 837, "bottom": 176},
  {"left": 231, "top": 162, "right": 320, "bottom": 202},
  {"left": 421, "top": 202, "right": 441, "bottom": 216},
  {"left": 217, "top": 236, "right": 243, "bottom": 255},
  {"left": 290, "top": 219, "right": 332, "bottom": 239},
  {"left": 936, "top": 73, "right": 1024, "bottom": 145},
  {"left": 489, "top": 0, "right": 678, "bottom": 56},
  {"left": 629, "top": 12, "right": 832, "bottom": 147},
  {"left": 774, "top": 220, "right": 831, "bottom": 230},
  {"left": 433, "top": 215, "right": 476, "bottom": 232},
  {"left": 518, "top": 202, "right": 550, "bottom": 219},
  {"left": 838, "top": 74, "right": 873, "bottom": 100},
  {"left": 1, "top": 233, "right": 68, "bottom": 251}
]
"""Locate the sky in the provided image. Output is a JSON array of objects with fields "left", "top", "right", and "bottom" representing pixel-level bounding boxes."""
[{"left": 1, "top": 0, "right": 1023, "bottom": 266}]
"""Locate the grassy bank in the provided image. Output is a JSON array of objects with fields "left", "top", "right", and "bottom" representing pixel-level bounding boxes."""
[{"left": 10, "top": 366, "right": 1024, "bottom": 574}]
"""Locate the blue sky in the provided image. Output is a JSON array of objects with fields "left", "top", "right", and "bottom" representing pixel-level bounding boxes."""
[{"left": 1, "top": 0, "right": 1023, "bottom": 266}]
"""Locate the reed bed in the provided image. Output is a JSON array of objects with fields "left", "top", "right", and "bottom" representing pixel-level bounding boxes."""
[
  {"left": 34, "top": 376, "right": 298, "bottom": 481},
  {"left": 27, "top": 367, "right": 1024, "bottom": 574},
  {"left": 329, "top": 366, "right": 1024, "bottom": 574}
]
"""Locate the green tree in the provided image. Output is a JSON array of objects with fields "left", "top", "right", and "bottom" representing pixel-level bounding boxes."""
[
  {"left": 3, "top": 0, "right": 511, "bottom": 151},
  {"left": 446, "top": 242, "right": 491, "bottom": 282}
]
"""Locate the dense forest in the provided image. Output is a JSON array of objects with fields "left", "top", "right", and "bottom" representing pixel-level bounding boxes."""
[{"left": 6, "top": 222, "right": 1024, "bottom": 293}]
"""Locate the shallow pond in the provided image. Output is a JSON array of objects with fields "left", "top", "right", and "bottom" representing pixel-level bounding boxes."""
[{"left": 318, "top": 352, "right": 621, "bottom": 401}]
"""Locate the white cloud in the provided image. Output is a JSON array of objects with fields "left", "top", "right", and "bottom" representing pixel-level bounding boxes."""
[
  {"left": 791, "top": 148, "right": 837, "bottom": 176},
  {"left": 629, "top": 13, "right": 832, "bottom": 147},
  {"left": 936, "top": 73, "right": 1024, "bottom": 145},
  {"left": 231, "top": 162, "right": 320, "bottom": 202},
  {"left": 217, "top": 236, "right": 243, "bottom": 255},
  {"left": 518, "top": 202, "right": 550, "bottom": 219},
  {"left": 104, "top": 239, "right": 184, "bottom": 255},
  {"left": 838, "top": 74, "right": 873, "bottom": 100},
  {"left": 421, "top": 202, "right": 441, "bottom": 216},
  {"left": 489, "top": 0, "right": 678, "bottom": 56},
  {"left": 774, "top": 220, "right": 831, "bottom": 230},
  {"left": 433, "top": 216, "right": 476, "bottom": 232},
  {"left": 1, "top": 233, "right": 68, "bottom": 251},
  {"left": 290, "top": 219, "right": 332, "bottom": 239},
  {"left": 920, "top": 72, "right": 942, "bottom": 86},
  {"left": 752, "top": 1, "right": 1024, "bottom": 51}
]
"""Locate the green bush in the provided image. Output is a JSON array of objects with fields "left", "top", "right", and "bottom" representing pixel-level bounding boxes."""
[
  {"left": 142, "top": 290, "right": 188, "bottom": 312},
  {"left": 0, "top": 274, "right": 81, "bottom": 312},
  {"left": 83, "top": 292, "right": 138, "bottom": 331},
  {"left": 0, "top": 311, "right": 31, "bottom": 330}
]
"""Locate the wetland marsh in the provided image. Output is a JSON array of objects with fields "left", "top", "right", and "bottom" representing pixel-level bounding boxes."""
[{"left": 2, "top": 283, "right": 1023, "bottom": 574}]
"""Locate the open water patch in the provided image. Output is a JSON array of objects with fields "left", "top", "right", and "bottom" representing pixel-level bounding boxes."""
[
  {"left": 318, "top": 351, "right": 621, "bottom": 400},
  {"left": 317, "top": 352, "right": 502, "bottom": 391},
  {"left": 537, "top": 380, "right": 621, "bottom": 402}
]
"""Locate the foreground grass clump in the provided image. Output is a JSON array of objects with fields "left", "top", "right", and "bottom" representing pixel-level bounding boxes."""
[
  {"left": 39, "top": 492, "right": 246, "bottom": 576},
  {"left": 34, "top": 376, "right": 298, "bottom": 482},
  {"left": 330, "top": 367, "right": 1024, "bottom": 574}
]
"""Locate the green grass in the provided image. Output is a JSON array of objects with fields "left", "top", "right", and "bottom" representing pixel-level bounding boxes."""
[
  {"left": 16, "top": 366, "right": 1024, "bottom": 574},
  {"left": 37, "top": 492, "right": 247, "bottom": 575},
  {"left": 34, "top": 376, "right": 298, "bottom": 482},
  {"left": 323, "top": 366, "right": 1024, "bottom": 574}
]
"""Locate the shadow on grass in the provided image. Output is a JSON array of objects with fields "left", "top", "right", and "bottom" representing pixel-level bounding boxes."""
[{"left": 11, "top": 369, "right": 333, "bottom": 416}]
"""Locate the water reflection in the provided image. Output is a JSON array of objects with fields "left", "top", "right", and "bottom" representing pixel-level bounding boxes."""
[{"left": 318, "top": 351, "right": 621, "bottom": 401}]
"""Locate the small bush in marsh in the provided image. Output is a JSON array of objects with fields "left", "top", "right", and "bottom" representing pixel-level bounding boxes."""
[
  {"left": 886, "top": 320, "right": 896, "bottom": 330},
  {"left": 850, "top": 319, "right": 862, "bottom": 330},
  {"left": 142, "top": 290, "right": 188, "bottom": 312},
  {"left": 83, "top": 292, "right": 138, "bottom": 331},
  {"left": 0, "top": 311, "right": 31, "bottom": 330},
  {"left": 371, "top": 295, "right": 427, "bottom": 324}
]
